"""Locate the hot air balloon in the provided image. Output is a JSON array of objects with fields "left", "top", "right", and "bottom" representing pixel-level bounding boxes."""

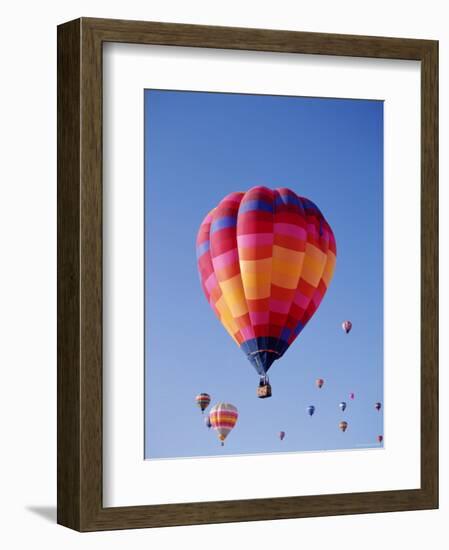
[
  {"left": 196, "top": 393, "right": 211, "bottom": 413},
  {"left": 375, "top": 402, "right": 382, "bottom": 411},
  {"left": 209, "top": 402, "right": 238, "bottom": 446},
  {"left": 279, "top": 431, "right": 286, "bottom": 441},
  {"left": 307, "top": 405, "right": 315, "bottom": 417},
  {"left": 316, "top": 378, "right": 324, "bottom": 389},
  {"left": 377, "top": 435, "right": 383, "bottom": 443},
  {"left": 342, "top": 320, "right": 352, "bottom": 334},
  {"left": 339, "top": 401, "right": 347, "bottom": 412},
  {"left": 196, "top": 186, "right": 337, "bottom": 397},
  {"left": 339, "top": 421, "right": 348, "bottom": 432},
  {"left": 204, "top": 414, "right": 212, "bottom": 429},
  {"left": 349, "top": 392, "right": 355, "bottom": 400}
]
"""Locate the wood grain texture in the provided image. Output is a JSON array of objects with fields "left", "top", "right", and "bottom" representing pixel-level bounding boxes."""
[
  {"left": 57, "top": 18, "right": 81, "bottom": 531},
  {"left": 57, "top": 17, "right": 439, "bottom": 532},
  {"left": 420, "top": 41, "right": 438, "bottom": 503}
]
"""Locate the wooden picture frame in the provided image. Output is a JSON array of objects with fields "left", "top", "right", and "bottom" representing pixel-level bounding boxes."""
[{"left": 57, "top": 17, "right": 438, "bottom": 531}]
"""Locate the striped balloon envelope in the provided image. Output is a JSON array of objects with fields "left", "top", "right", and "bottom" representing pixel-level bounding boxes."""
[
  {"left": 196, "top": 186, "right": 337, "bottom": 390},
  {"left": 195, "top": 393, "right": 211, "bottom": 413},
  {"left": 209, "top": 402, "right": 238, "bottom": 445}
]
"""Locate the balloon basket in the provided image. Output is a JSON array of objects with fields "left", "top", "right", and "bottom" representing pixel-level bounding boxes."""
[{"left": 257, "top": 383, "right": 272, "bottom": 399}]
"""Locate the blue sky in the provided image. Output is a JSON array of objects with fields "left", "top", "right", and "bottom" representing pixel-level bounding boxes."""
[{"left": 144, "top": 89, "right": 384, "bottom": 459}]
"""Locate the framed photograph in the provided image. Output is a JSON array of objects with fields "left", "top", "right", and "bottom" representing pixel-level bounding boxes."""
[{"left": 57, "top": 17, "right": 438, "bottom": 531}]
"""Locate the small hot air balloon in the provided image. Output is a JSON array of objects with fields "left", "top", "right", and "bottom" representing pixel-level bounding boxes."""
[
  {"left": 339, "top": 401, "right": 347, "bottom": 412},
  {"left": 307, "top": 405, "right": 315, "bottom": 417},
  {"left": 196, "top": 187, "right": 337, "bottom": 396},
  {"left": 377, "top": 435, "right": 383, "bottom": 443},
  {"left": 279, "top": 431, "right": 286, "bottom": 441},
  {"left": 342, "top": 320, "right": 352, "bottom": 334},
  {"left": 196, "top": 393, "right": 211, "bottom": 413},
  {"left": 204, "top": 414, "right": 212, "bottom": 429},
  {"left": 316, "top": 378, "right": 324, "bottom": 389},
  {"left": 209, "top": 402, "right": 238, "bottom": 446},
  {"left": 349, "top": 392, "right": 355, "bottom": 400},
  {"left": 339, "top": 421, "right": 348, "bottom": 432},
  {"left": 375, "top": 402, "right": 382, "bottom": 411}
]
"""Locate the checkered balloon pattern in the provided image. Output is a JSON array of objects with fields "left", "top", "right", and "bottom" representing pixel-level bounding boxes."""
[{"left": 196, "top": 186, "right": 336, "bottom": 378}]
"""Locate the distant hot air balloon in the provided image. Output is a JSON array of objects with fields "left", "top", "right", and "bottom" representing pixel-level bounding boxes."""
[
  {"left": 196, "top": 393, "right": 211, "bottom": 413},
  {"left": 307, "top": 405, "right": 315, "bottom": 417},
  {"left": 377, "top": 435, "right": 383, "bottom": 443},
  {"left": 375, "top": 402, "right": 382, "bottom": 411},
  {"left": 209, "top": 402, "right": 238, "bottom": 446},
  {"left": 316, "top": 378, "right": 324, "bottom": 389},
  {"left": 204, "top": 414, "right": 212, "bottom": 429},
  {"left": 196, "top": 186, "right": 337, "bottom": 396},
  {"left": 279, "top": 431, "right": 286, "bottom": 441},
  {"left": 349, "top": 392, "right": 355, "bottom": 400},
  {"left": 339, "top": 421, "right": 348, "bottom": 432},
  {"left": 339, "top": 401, "right": 347, "bottom": 412},
  {"left": 342, "top": 320, "right": 352, "bottom": 334}
]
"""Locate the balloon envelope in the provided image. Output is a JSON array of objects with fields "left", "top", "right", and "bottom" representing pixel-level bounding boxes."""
[
  {"left": 196, "top": 186, "right": 337, "bottom": 379},
  {"left": 204, "top": 414, "right": 212, "bottom": 429},
  {"left": 339, "top": 421, "right": 348, "bottom": 432},
  {"left": 316, "top": 378, "right": 324, "bottom": 389},
  {"left": 339, "top": 401, "right": 347, "bottom": 412},
  {"left": 377, "top": 435, "right": 383, "bottom": 443},
  {"left": 349, "top": 392, "right": 355, "bottom": 400},
  {"left": 196, "top": 393, "right": 211, "bottom": 412},
  {"left": 279, "top": 431, "right": 286, "bottom": 441},
  {"left": 375, "top": 402, "right": 382, "bottom": 411},
  {"left": 307, "top": 405, "right": 315, "bottom": 416},
  {"left": 342, "top": 320, "right": 352, "bottom": 333},
  {"left": 209, "top": 402, "right": 238, "bottom": 445}
]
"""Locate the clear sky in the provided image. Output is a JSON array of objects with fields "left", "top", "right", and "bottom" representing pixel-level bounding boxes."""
[{"left": 144, "top": 89, "right": 384, "bottom": 459}]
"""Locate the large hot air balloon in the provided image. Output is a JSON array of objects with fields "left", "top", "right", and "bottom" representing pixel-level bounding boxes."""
[
  {"left": 339, "top": 421, "right": 348, "bottom": 432},
  {"left": 342, "top": 320, "right": 352, "bottom": 334},
  {"left": 316, "top": 378, "right": 324, "bottom": 389},
  {"left": 279, "top": 431, "right": 286, "bottom": 441},
  {"left": 196, "top": 393, "right": 211, "bottom": 413},
  {"left": 307, "top": 405, "right": 315, "bottom": 417},
  {"left": 339, "top": 401, "right": 347, "bottom": 412},
  {"left": 375, "top": 402, "right": 382, "bottom": 411},
  {"left": 196, "top": 187, "right": 337, "bottom": 397},
  {"left": 209, "top": 402, "right": 238, "bottom": 446},
  {"left": 377, "top": 435, "right": 383, "bottom": 443}
]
